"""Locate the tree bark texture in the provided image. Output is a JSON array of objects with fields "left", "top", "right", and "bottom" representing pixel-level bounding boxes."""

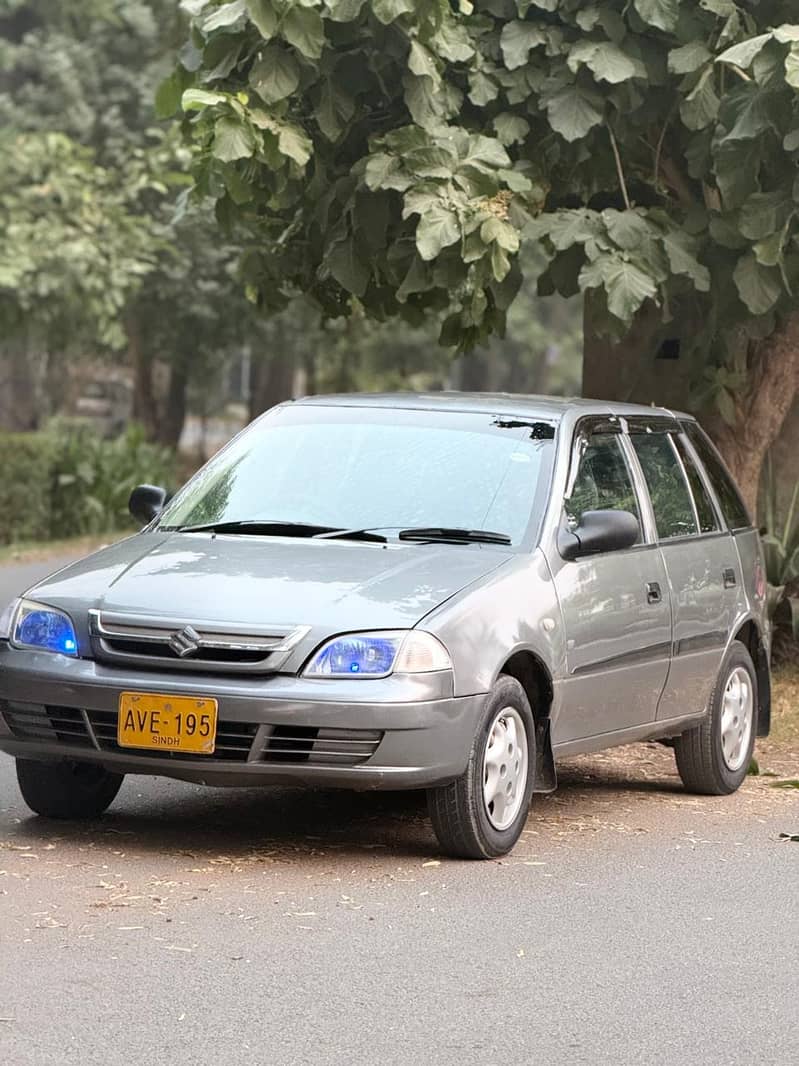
[{"left": 710, "top": 312, "right": 799, "bottom": 519}]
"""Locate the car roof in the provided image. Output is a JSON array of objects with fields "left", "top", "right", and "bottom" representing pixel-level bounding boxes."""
[{"left": 292, "top": 391, "right": 693, "bottom": 422}]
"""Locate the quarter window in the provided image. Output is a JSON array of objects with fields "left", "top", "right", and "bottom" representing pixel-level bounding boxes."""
[
  {"left": 631, "top": 433, "right": 698, "bottom": 540},
  {"left": 684, "top": 423, "right": 751, "bottom": 530},
  {"left": 566, "top": 433, "right": 641, "bottom": 540},
  {"left": 674, "top": 436, "right": 719, "bottom": 534}
]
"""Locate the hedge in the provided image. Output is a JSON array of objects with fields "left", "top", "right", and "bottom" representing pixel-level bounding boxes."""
[
  {"left": 0, "top": 424, "right": 175, "bottom": 546},
  {"left": 0, "top": 433, "right": 54, "bottom": 544}
]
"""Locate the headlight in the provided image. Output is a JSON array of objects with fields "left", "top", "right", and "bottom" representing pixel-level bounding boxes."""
[
  {"left": 303, "top": 630, "right": 451, "bottom": 678},
  {"left": 11, "top": 600, "right": 79, "bottom": 656},
  {"left": 0, "top": 598, "right": 19, "bottom": 640}
]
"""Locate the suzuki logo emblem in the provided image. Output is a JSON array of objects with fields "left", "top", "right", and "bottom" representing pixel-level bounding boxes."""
[{"left": 168, "top": 625, "right": 202, "bottom": 658}]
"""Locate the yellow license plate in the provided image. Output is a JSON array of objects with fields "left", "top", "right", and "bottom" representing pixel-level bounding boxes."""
[{"left": 118, "top": 692, "right": 218, "bottom": 755}]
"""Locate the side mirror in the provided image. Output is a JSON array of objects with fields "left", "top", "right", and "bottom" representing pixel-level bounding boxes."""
[
  {"left": 558, "top": 509, "right": 639, "bottom": 561},
  {"left": 129, "top": 484, "right": 167, "bottom": 526}
]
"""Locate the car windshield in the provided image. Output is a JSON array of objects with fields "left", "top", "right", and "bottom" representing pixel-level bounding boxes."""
[{"left": 159, "top": 404, "right": 556, "bottom": 547}]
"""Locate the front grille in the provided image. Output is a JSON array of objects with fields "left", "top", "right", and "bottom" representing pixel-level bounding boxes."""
[
  {"left": 1, "top": 701, "right": 94, "bottom": 748},
  {"left": 89, "top": 610, "right": 310, "bottom": 675},
  {"left": 261, "top": 726, "right": 383, "bottom": 767},
  {"left": 86, "top": 710, "right": 258, "bottom": 763},
  {"left": 2, "top": 701, "right": 383, "bottom": 768}
]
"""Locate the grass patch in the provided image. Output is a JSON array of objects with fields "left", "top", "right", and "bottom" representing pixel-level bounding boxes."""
[
  {"left": 0, "top": 532, "right": 128, "bottom": 566},
  {"left": 770, "top": 664, "right": 799, "bottom": 748}
]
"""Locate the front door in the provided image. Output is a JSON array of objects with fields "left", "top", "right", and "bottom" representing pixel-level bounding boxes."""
[{"left": 550, "top": 427, "right": 672, "bottom": 745}]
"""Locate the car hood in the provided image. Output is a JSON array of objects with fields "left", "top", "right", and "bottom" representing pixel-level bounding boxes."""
[{"left": 27, "top": 532, "right": 512, "bottom": 634}]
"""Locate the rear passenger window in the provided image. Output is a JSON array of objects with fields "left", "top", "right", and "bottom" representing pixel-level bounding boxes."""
[
  {"left": 631, "top": 433, "right": 698, "bottom": 539},
  {"left": 567, "top": 433, "right": 641, "bottom": 539},
  {"left": 684, "top": 423, "right": 751, "bottom": 530},
  {"left": 674, "top": 436, "right": 719, "bottom": 534}
]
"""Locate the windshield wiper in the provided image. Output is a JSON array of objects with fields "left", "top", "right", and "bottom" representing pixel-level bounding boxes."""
[
  {"left": 167, "top": 520, "right": 341, "bottom": 537},
  {"left": 398, "top": 527, "right": 512, "bottom": 546},
  {"left": 165, "top": 520, "right": 386, "bottom": 542}
]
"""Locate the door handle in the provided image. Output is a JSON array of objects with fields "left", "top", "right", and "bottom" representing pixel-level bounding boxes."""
[
  {"left": 723, "top": 567, "right": 737, "bottom": 588},
  {"left": 646, "top": 581, "right": 662, "bottom": 605}
]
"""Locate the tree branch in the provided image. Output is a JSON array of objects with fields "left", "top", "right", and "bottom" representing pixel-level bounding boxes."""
[{"left": 607, "top": 123, "right": 631, "bottom": 212}]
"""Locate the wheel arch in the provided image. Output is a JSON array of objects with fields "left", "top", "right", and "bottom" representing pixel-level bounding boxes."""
[
  {"left": 732, "top": 619, "right": 771, "bottom": 737},
  {"left": 498, "top": 648, "right": 557, "bottom": 793}
]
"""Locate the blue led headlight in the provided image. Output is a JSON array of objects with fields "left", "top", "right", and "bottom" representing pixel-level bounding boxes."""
[
  {"left": 11, "top": 600, "right": 79, "bottom": 657},
  {"left": 303, "top": 630, "right": 451, "bottom": 679}
]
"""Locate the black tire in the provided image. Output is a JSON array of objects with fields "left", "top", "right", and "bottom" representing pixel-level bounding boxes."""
[
  {"left": 16, "top": 758, "right": 124, "bottom": 819},
  {"left": 427, "top": 675, "right": 536, "bottom": 860},
  {"left": 674, "top": 640, "right": 758, "bottom": 796}
]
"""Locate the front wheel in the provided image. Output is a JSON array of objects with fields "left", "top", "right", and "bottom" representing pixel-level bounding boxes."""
[
  {"left": 673, "top": 640, "right": 757, "bottom": 795},
  {"left": 16, "top": 758, "right": 124, "bottom": 819},
  {"left": 427, "top": 676, "right": 536, "bottom": 859}
]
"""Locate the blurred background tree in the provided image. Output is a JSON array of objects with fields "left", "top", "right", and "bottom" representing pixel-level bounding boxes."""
[{"left": 0, "top": 0, "right": 582, "bottom": 459}]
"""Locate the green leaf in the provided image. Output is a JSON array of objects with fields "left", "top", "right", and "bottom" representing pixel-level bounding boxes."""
[
  {"left": 326, "top": 238, "right": 370, "bottom": 297},
  {"left": 326, "top": 0, "right": 365, "bottom": 21},
  {"left": 283, "top": 6, "right": 325, "bottom": 60},
  {"left": 633, "top": 0, "right": 679, "bottom": 33},
  {"left": 416, "top": 205, "right": 461, "bottom": 260},
  {"left": 372, "top": 0, "right": 415, "bottom": 25},
  {"left": 481, "top": 217, "right": 520, "bottom": 253},
  {"left": 569, "top": 41, "right": 638, "bottom": 84},
  {"left": 276, "top": 122, "right": 312, "bottom": 166},
  {"left": 662, "top": 231, "right": 711, "bottom": 291},
  {"left": 668, "top": 42, "right": 712, "bottom": 75},
  {"left": 249, "top": 46, "right": 300, "bottom": 104},
  {"left": 786, "top": 45, "right": 799, "bottom": 89},
  {"left": 579, "top": 255, "right": 658, "bottom": 323},
  {"left": 155, "top": 68, "right": 191, "bottom": 118},
  {"left": 181, "top": 87, "right": 226, "bottom": 110},
  {"left": 680, "top": 68, "right": 719, "bottom": 130},
  {"left": 545, "top": 83, "right": 604, "bottom": 142},
  {"left": 212, "top": 116, "right": 257, "bottom": 161},
  {"left": 722, "top": 85, "right": 775, "bottom": 142},
  {"left": 491, "top": 242, "right": 511, "bottom": 282},
  {"left": 717, "top": 33, "right": 773, "bottom": 70},
  {"left": 732, "top": 253, "right": 783, "bottom": 314},
  {"left": 493, "top": 113, "right": 530, "bottom": 146},
  {"left": 203, "top": 0, "right": 247, "bottom": 32},
  {"left": 500, "top": 21, "right": 547, "bottom": 71},
  {"left": 246, "top": 0, "right": 277, "bottom": 39},
  {"left": 408, "top": 40, "right": 439, "bottom": 82},
  {"left": 431, "top": 21, "right": 475, "bottom": 63},
  {"left": 754, "top": 229, "right": 786, "bottom": 267},
  {"left": 469, "top": 70, "right": 499, "bottom": 107},
  {"left": 739, "top": 191, "right": 793, "bottom": 241}
]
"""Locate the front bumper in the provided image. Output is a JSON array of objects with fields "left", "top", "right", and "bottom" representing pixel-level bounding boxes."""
[{"left": 0, "top": 645, "right": 486, "bottom": 790}]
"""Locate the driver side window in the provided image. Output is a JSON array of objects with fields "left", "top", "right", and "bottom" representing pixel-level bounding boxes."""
[{"left": 566, "top": 433, "right": 642, "bottom": 541}]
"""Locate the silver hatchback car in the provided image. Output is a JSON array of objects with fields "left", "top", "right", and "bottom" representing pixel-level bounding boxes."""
[{"left": 0, "top": 394, "right": 770, "bottom": 858}]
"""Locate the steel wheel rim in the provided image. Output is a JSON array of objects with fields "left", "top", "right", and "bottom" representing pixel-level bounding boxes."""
[
  {"left": 482, "top": 706, "right": 529, "bottom": 831},
  {"left": 720, "top": 666, "right": 754, "bottom": 772}
]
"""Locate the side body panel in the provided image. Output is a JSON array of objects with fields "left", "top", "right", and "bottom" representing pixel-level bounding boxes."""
[
  {"left": 548, "top": 545, "right": 671, "bottom": 743},
  {"left": 655, "top": 534, "right": 741, "bottom": 720},
  {"left": 422, "top": 549, "right": 566, "bottom": 699}
]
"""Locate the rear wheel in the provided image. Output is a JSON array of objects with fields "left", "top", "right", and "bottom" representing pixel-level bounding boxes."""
[
  {"left": 674, "top": 641, "right": 757, "bottom": 795},
  {"left": 427, "top": 676, "right": 536, "bottom": 859},
  {"left": 16, "top": 759, "right": 124, "bottom": 819}
]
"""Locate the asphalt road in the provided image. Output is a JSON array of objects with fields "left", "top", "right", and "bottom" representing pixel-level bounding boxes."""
[{"left": 1, "top": 557, "right": 797, "bottom": 1066}]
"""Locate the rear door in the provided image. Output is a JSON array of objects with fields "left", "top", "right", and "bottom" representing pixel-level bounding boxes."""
[
  {"left": 550, "top": 419, "right": 672, "bottom": 744},
  {"left": 627, "top": 420, "right": 739, "bottom": 721}
]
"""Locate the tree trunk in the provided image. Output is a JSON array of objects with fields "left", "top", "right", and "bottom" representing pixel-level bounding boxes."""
[
  {"left": 128, "top": 313, "right": 159, "bottom": 439},
  {"left": 158, "top": 362, "right": 189, "bottom": 450},
  {"left": 248, "top": 347, "right": 295, "bottom": 420},
  {"left": 0, "top": 342, "right": 39, "bottom": 431},
  {"left": 710, "top": 312, "right": 799, "bottom": 519}
]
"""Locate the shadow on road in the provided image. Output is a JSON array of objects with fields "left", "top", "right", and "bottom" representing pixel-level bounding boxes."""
[{"left": 3, "top": 749, "right": 688, "bottom": 862}]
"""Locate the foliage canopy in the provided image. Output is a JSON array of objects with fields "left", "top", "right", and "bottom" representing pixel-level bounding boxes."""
[{"left": 172, "top": 0, "right": 799, "bottom": 387}]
